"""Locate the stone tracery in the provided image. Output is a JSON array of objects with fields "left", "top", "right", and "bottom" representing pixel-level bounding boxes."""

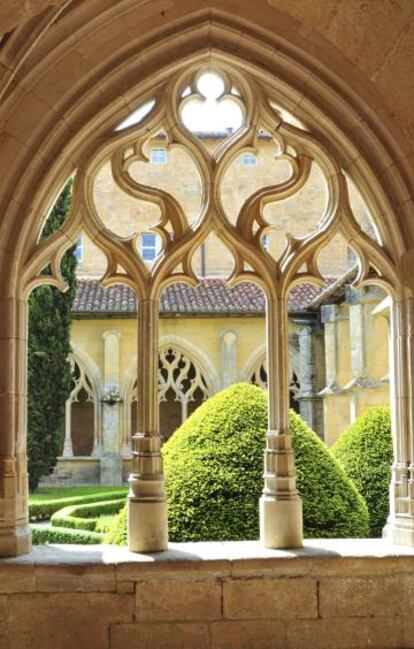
[
  {"left": 128, "top": 346, "right": 212, "bottom": 443},
  {"left": 63, "top": 354, "right": 101, "bottom": 459},
  {"left": 22, "top": 62, "right": 405, "bottom": 552}
]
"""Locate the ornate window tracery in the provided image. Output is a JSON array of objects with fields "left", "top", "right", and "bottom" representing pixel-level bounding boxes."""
[
  {"left": 63, "top": 356, "right": 101, "bottom": 458},
  {"left": 27, "top": 61, "right": 399, "bottom": 551},
  {"left": 129, "top": 347, "right": 211, "bottom": 441},
  {"left": 250, "top": 357, "right": 301, "bottom": 411}
]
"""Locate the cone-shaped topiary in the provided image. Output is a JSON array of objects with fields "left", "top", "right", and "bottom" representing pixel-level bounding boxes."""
[
  {"left": 332, "top": 406, "right": 392, "bottom": 537},
  {"left": 106, "top": 383, "right": 369, "bottom": 544}
]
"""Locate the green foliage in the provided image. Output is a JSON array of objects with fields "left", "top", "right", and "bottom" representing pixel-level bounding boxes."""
[
  {"left": 332, "top": 406, "right": 392, "bottom": 537},
  {"left": 105, "top": 505, "right": 127, "bottom": 546},
  {"left": 108, "top": 383, "right": 369, "bottom": 544},
  {"left": 50, "top": 498, "right": 125, "bottom": 532},
  {"left": 28, "top": 181, "right": 77, "bottom": 491},
  {"left": 31, "top": 524, "right": 103, "bottom": 545},
  {"left": 29, "top": 489, "right": 127, "bottom": 521}
]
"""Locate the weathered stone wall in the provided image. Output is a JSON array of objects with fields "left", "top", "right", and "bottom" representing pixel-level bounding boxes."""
[{"left": 1, "top": 541, "right": 414, "bottom": 649}]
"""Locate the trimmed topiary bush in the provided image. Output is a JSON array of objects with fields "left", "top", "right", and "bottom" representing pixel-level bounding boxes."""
[
  {"left": 31, "top": 524, "right": 103, "bottom": 544},
  {"left": 104, "top": 505, "right": 127, "bottom": 546},
  {"left": 107, "top": 383, "right": 369, "bottom": 544},
  {"left": 50, "top": 498, "right": 125, "bottom": 532},
  {"left": 332, "top": 406, "right": 392, "bottom": 537},
  {"left": 29, "top": 489, "right": 127, "bottom": 521}
]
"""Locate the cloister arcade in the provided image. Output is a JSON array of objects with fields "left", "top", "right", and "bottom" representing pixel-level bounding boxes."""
[{"left": 1, "top": 1, "right": 414, "bottom": 564}]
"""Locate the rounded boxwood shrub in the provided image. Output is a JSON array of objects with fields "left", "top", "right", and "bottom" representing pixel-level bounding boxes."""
[
  {"left": 107, "top": 383, "right": 369, "bottom": 544},
  {"left": 332, "top": 406, "right": 392, "bottom": 537}
]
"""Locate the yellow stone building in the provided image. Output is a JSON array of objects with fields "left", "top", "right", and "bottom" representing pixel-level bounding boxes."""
[{"left": 55, "top": 134, "right": 390, "bottom": 484}]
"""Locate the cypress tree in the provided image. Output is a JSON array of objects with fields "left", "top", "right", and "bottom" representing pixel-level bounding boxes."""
[{"left": 27, "top": 182, "right": 77, "bottom": 491}]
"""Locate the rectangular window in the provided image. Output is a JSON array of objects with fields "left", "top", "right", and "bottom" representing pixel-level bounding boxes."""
[
  {"left": 75, "top": 234, "right": 83, "bottom": 262},
  {"left": 241, "top": 153, "right": 257, "bottom": 166},
  {"left": 150, "top": 148, "right": 167, "bottom": 164},
  {"left": 141, "top": 233, "right": 160, "bottom": 262}
]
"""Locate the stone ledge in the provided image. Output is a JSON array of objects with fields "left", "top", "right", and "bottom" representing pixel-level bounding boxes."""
[
  {"left": 2, "top": 538, "right": 414, "bottom": 565},
  {"left": 1, "top": 539, "right": 414, "bottom": 583}
]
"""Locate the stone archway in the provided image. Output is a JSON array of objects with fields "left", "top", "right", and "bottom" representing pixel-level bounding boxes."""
[{"left": 1, "top": 4, "right": 414, "bottom": 557}]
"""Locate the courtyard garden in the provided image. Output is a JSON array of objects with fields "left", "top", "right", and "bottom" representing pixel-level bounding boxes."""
[{"left": 29, "top": 384, "right": 393, "bottom": 546}]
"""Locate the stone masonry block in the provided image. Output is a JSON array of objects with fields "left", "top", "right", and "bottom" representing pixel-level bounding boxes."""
[
  {"left": 286, "top": 617, "right": 403, "bottom": 649},
  {"left": 0, "top": 592, "right": 134, "bottom": 649},
  {"left": 34, "top": 564, "right": 116, "bottom": 592},
  {"left": 110, "top": 622, "right": 210, "bottom": 649},
  {"left": 319, "top": 575, "right": 414, "bottom": 618},
  {"left": 0, "top": 565, "right": 35, "bottom": 593},
  {"left": 210, "top": 620, "right": 286, "bottom": 649},
  {"left": 223, "top": 577, "right": 317, "bottom": 620},
  {"left": 136, "top": 579, "right": 222, "bottom": 621}
]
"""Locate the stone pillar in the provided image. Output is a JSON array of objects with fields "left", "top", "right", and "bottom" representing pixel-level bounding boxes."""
[
  {"left": 220, "top": 329, "right": 238, "bottom": 388},
  {"left": 319, "top": 304, "right": 348, "bottom": 444},
  {"left": 343, "top": 288, "right": 381, "bottom": 421},
  {"left": 62, "top": 399, "right": 73, "bottom": 457},
  {"left": 101, "top": 330, "right": 122, "bottom": 484},
  {"left": 297, "top": 324, "right": 324, "bottom": 437},
  {"left": 384, "top": 296, "right": 414, "bottom": 545},
  {"left": 0, "top": 295, "right": 31, "bottom": 557},
  {"left": 128, "top": 298, "right": 167, "bottom": 552},
  {"left": 319, "top": 305, "right": 346, "bottom": 394},
  {"left": 260, "top": 295, "right": 303, "bottom": 548}
]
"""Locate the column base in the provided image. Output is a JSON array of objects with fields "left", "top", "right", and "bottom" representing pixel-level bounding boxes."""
[
  {"left": 0, "top": 523, "right": 32, "bottom": 557},
  {"left": 383, "top": 517, "right": 414, "bottom": 546},
  {"left": 260, "top": 495, "right": 303, "bottom": 548},
  {"left": 128, "top": 498, "right": 168, "bottom": 552}
]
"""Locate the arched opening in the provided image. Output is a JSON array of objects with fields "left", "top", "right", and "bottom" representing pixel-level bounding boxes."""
[
  {"left": 0, "top": 8, "right": 405, "bottom": 556},
  {"left": 128, "top": 345, "right": 212, "bottom": 444},
  {"left": 63, "top": 356, "right": 99, "bottom": 459}
]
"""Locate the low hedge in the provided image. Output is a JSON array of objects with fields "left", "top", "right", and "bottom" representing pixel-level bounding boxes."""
[
  {"left": 332, "top": 406, "right": 392, "bottom": 537},
  {"left": 29, "top": 490, "right": 127, "bottom": 521},
  {"left": 50, "top": 498, "right": 126, "bottom": 532},
  {"left": 107, "top": 383, "right": 369, "bottom": 544},
  {"left": 31, "top": 524, "right": 103, "bottom": 545}
]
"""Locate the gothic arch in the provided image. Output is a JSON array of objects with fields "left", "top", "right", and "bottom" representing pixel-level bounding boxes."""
[
  {"left": 242, "top": 345, "right": 301, "bottom": 387},
  {"left": 1, "top": 6, "right": 414, "bottom": 555},
  {"left": 63, "top": 350, "right": 102, "bottom": 458},
  {"left": 122, "top": 340, "right": 214, "bottom": 449}
]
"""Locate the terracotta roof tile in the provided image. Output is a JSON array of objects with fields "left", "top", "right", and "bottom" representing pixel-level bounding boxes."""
[{"left": 72, "top": 278, "right": 331, "bottom": 316}]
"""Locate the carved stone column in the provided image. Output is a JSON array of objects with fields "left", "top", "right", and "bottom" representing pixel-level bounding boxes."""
[
  {"left": 297, "top": 324, "right": 324, "bottom": 437},
  {"left": 384, "top": 296, "right": 414, "bottom": 545},
  {"left": 260, "top": 295, "right": 303, "bottom": 548},
  {"left": 62, "top": 399, "right": 74, "bottom": 457},
  {"left": 128, "top": 298, "right": 167, "bottom": 552},
  {"left": 343, "top": 288, "right": 382, "bottom": 421},
  {"left": 319, "top": 304, "right": 347, "bottom": 443},
  {"left": 0, "top": 296, "right": 31, "bottom": 557},
  {"left": 319, "top": 305, "right": 346, "bottom": 394},
  {"left": 101, "top": 330, "right": 122, "bottom": 484}
]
